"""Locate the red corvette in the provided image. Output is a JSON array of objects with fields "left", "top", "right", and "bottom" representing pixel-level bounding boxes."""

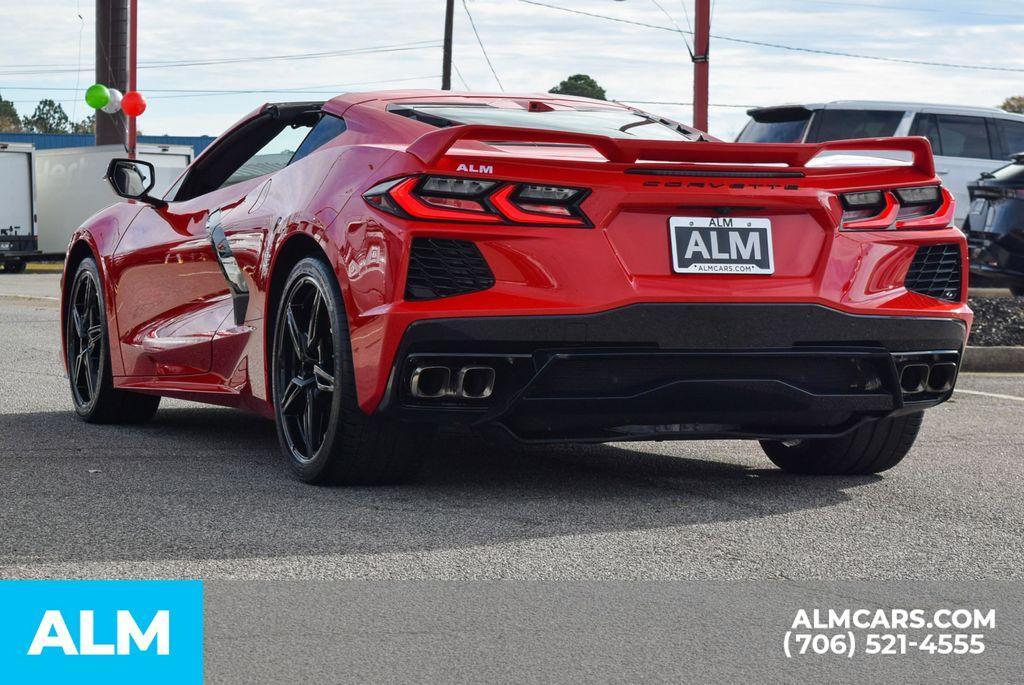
[{"left": 61, "top": 90, "right": 971, "bottom": 483}]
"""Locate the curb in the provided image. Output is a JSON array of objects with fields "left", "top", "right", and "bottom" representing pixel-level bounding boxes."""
[{"left": 963, "top": 346, "right": 1024, "bottom": 373}]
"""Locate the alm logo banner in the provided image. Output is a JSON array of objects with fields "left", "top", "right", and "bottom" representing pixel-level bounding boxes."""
[{"left": 0, "top": 580, "right": 202, "bottom": 684}]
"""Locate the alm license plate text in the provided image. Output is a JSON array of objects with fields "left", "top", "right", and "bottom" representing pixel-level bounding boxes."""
[{"left": 670, "top": 217, "right": 774, "bottom": 275}]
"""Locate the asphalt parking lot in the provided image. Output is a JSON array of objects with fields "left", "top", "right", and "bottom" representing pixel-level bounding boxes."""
[{"left": 1, "top": 273, "right": 1023, "bottom": 580}]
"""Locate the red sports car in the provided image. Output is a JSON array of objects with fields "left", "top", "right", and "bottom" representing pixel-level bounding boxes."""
[{"left": 61, "top": 90, "right": 971, "bottom": 483}]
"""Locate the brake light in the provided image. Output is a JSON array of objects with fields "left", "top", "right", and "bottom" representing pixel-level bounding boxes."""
[
  {"left": 839, "top": 185, "right": 952, "bottom": 231},
  {"left": 364, "top": 176, "right": 590, "bottom": 226}
]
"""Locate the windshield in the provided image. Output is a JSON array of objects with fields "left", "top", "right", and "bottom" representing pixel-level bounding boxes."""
[
  {"left": 737, "top": 107, "right": 812, "bottom": 143},
  {"left": 389, "top": 104, "right": 695, "bottom": 141}
]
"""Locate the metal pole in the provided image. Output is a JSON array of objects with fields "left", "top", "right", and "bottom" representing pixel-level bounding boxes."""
[
  {"left": 442, "top": 0, "right": 454, "bottom": 90},
  {"left": 127, "top": 0, "right": 138, "bottom": 157},
  {"left": 95, "top": 0, "right": 128, "bottom": 146},
  {"left": 693, "top": 0, "right": 710, "bottom": 132}
]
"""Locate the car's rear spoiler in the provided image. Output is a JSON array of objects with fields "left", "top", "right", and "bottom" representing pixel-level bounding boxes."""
[{"left": 407, "top": 125, "right": 936, "bottom": 177}]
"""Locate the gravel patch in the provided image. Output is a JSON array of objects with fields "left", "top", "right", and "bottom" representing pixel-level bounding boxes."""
[{"left": 969, "top": 296, "right": 1024, "bottom": 346}]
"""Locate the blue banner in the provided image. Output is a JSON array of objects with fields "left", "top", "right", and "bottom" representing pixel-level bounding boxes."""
[{"left": 0, "top": 580, "right": 203, "bottom": 684}]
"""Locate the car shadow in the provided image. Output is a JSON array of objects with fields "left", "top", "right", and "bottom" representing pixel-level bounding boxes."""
[{"left": 0, "top": 407, "right": 879, "bottom": 565}]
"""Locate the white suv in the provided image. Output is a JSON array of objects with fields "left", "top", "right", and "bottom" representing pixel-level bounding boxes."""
[{"left": 737, "top": 101, "right": 1024, "bottom": 226}]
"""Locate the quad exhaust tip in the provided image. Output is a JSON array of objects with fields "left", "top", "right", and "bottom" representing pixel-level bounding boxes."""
[
  {"left": 898, "top": 360, "right": 957, "bottom": 395},
  {"left": 410, "top": 365, "right": 496, "bottom": 400},
  {"left": 899, "top": 364, "right": 929, "bottom": 394},
  {"left": 927, "top": 362, "right": 957, "bottom": 393}
]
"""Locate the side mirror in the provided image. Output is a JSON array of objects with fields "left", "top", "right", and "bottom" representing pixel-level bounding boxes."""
[{"left": 105, "top": 158, "right": 166, "bottom": 207}]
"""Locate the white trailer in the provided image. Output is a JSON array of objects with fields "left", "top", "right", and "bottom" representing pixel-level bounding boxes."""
[
  {"left": 34, "top": 143, "right": 193, "bottom": 256},
  {"left": 0, "top": 142, "right": 39, "bottom": 272}
]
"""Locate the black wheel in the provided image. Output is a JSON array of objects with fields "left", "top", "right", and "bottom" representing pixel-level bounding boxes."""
[
  {"left": 272, "top": 256, "right": 428, "bottom": 484},
  {"left": 760, "top": 412, "right": 924, "bottom": 475},
  {"left": 66, "top": 258, "right": 160, "bottom": 423},
  {"left": 3, "top": 259, "right": 27, "bottom": 273},
  {"left": 1011, "top": 286, "right": 1024, "bottom": 297}
]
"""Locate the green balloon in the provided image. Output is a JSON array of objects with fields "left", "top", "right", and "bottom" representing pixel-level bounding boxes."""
[{"left": 85, "top": 83, "right": 110, "bottom": 110}]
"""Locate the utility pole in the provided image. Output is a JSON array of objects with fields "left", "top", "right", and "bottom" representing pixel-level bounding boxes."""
[
  {"left": 442, "top": 0, "right": 454, "bottom": 90},
  {"left": 94, "top": 0, "right": 128, "bottom": 146},
  {"left": 692, "top": 0, "right": 710, "bottom": 132},
  {"left": 127, "top": 0, "right": 138, "bottom": 157}
]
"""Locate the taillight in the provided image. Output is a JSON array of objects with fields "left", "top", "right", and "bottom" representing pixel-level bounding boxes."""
[
  {"left": 839, "top": 185, "right": 952, "bottom": 231},
  {"left": 364, "top": 175, "right": 590, "bottom": 227}
]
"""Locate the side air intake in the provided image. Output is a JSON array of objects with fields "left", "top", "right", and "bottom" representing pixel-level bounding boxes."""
[
  {"left": 405, "top": 238, "right": 495, "bottom": 300},
  {"left": 904, "top": 243, "right": 962, "bottom": 301}
]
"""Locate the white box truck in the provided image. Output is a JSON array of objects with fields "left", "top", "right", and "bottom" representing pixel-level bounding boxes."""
[
  {"left": 34, "top": 143, "right": 193, "bottom": 256},
  {"left": 0, "top": 142, "right": 39, "bottom": 273}
]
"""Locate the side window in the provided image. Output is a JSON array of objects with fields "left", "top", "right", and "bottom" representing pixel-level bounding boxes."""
[
  {"left": 804, "top": 109, "right": 903, "bottom": 143},
  {"left": 221, "top": 124, "right": 313, "bottom": 188},
  {"left": 998, "top": 119, "right": 1024, "bottom": 157},
  {"left": 935, "top": 114, "right": 992, "bottom": 159},
  {"left": 289, "top": 114, "right": 347, "bottom": 164},
  {"left": 909, "top": 113, "right": 942, "bottom": 155}
]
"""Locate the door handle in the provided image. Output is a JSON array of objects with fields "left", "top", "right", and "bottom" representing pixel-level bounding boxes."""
[{"left": 937, "top": 169, "right": 950, "bottom": 174}]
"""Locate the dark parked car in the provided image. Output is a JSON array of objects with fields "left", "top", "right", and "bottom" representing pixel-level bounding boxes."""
[{"left": 965, "top": 154, "right": 1024, "bottom": 295}]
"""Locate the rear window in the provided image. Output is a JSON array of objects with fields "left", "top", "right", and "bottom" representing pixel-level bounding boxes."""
[
  {"left": 388, "top": 104, "right": 694, "bottom": 141},
  {"left": 935, "top": 114, "right": 994, "bottom": 159},
  {"left": 736, "top": 107, "right": 811, "bottom": 143},
  {"left": 805, "top": 109, "right": 903, "bottom": 143},
  {"left": 989, "top": 161, "right": 1024, "bottom": 183},
  {"left": 998, "top": 119, "right": 1024, "bottom": 157}
]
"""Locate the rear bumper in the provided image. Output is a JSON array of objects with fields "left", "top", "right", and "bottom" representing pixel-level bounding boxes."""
[{"left": 378, "top": 303, "right": 968, "bottom": 442}]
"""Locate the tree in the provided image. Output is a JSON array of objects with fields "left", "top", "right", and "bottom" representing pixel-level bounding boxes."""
[
  {"left": 549, "top": 74, "right": 607, "bottom": 100},
  {"left": 21, "top": 99, "right": 72, "bottom": 134},
  {"left": 0, "top": 98, "right": 21, "bottom": 132},
  {"left": 71, "top": 114, "right": 95, "bottom": 134},
  {"left": 1001, "top": 96, "right": 1024, "bottom": 114}
]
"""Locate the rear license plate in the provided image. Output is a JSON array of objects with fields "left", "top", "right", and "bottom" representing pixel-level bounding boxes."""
[{"left": 670, "top": 217, "right": 774, "bottom": 274}]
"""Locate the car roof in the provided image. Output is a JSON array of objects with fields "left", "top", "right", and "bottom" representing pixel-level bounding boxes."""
[{"left": 749, "top": 100, "right": 1024, "bottom": 121}]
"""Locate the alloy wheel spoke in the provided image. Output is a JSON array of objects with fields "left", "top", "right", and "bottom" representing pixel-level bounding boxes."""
[
  {"left": 73, "top": 350, "right": 87, "bottom": 390},
  {"left": 86, "top": 324, "right": 103, "bottom": 348},
  {"left": 71, "top": 307, "right": 85, "bottom": 339},
  {"left": 285, "top": 306, "right": 307, "bottom": 362},
  {"left": 306, "top": 289, "right": 322, "bottom": 350},
  {"left": 280, "top": 376, "right": 309, "bottom": 416},
  {"left": 312, "top": 365, "right": 335, "bottom": 393},
  {"left": 303, "top": 387, "right": 319, "bottom": 455},
  {"left": 83, "top": 352, "right": 95, "bottom": 399}
]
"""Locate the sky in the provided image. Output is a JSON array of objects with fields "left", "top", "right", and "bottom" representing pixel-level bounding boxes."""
[{"left": 1, "top": 0, "right": 1022, "bottom": 141}]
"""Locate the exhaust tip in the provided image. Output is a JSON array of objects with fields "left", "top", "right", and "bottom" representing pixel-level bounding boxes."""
[
  {"left": 456, "top": 366, "right": 496, "bottom": 399},
  {"left": 410, "top": 366, "right": 451, "bottom": 399},
  {"left": 900, "top": 363, "right": 929, "bottom": 394},
  {"left": 927, "top": 362, "right": 957, "bottom": 393}
]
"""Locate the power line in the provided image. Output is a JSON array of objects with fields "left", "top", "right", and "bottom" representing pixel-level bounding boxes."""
[
  {"left": 461, "top": 0, "right": 503, "bottom": 91},
  {"left": 788, "top": 0, "right": 1024, "bottom": 20},
  {"left": 650, "top": 0, "right": 692, "bottom": 57},
  {"left": 519, "top": 0, "right": 1024, "bottom": 73},
  {"left": 453, "top": 62, "right": 472, "bottom": 90},
  {"left": 0, "top": 41, "right": 442, "bottom": 77},
  {"left": 1, "top": 75, "right": 442, "bottom": 106}
]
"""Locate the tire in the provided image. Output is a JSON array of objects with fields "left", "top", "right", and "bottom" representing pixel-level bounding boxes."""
[
  {"left": 66, "top": 258, "right": 161, "bottom": 424},
  {"left": 271, "top": 256, "right": 429, "bottom": 485},
  {"left": 759, "top": 412, "right": 924, "bottom": 475},
  {"left": 3, "top": 259, "right": 27, "bottom": 273}
]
